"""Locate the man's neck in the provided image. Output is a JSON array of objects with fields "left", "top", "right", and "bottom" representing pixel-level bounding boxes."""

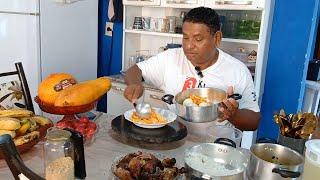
[{"left": 193, "top": 49, "right": 219, "bottom": 71}]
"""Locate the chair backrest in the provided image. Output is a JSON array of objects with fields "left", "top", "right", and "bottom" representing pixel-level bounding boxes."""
[{"left": 0, "top": 62, "right": 34, "bottom": 112}]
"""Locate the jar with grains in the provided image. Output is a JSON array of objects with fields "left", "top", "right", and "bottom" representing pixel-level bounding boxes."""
[{"left": 44, "top": 127, "right": 74, "bottom": 180}]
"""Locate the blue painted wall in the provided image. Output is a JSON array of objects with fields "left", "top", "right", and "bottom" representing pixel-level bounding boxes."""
[
  {"left": 258, "top": 0, "right": 320, "bottom": 139},
  {"left": 97, "top": 0, "right": 123, "bottom": 112}
]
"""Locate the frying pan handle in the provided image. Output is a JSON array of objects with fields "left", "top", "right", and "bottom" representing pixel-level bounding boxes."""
[
  {"left": 228, "top": 93, "right": 242, "bottom": 100},
  {"left": 214, "top": 138, "right": 237, "bottom": 148},
  {"left": 161, "top": 94, "right": 174, "bottom": 105},
  {"left": 272, "top": 168, "right": 301, "bottom": 178}
]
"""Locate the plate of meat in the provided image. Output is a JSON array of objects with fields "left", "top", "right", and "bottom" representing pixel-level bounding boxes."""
[{"left": 111, "top": 151, "right": 186, "bottom": 180}]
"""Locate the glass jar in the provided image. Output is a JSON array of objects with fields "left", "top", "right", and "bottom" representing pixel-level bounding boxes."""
[{"left": 44, "top": 127, "right": 74, "bottom": 180}]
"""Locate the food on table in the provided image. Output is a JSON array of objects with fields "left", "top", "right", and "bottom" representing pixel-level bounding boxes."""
[
  {"left": 0, "top": 117, "right": 21, "bottom": 130},
  {"left": 38, "top": 73, "right": 77, "bottom": 105},
  {"left": 46, "top": 156, "right": 74, "bottom": 180},
  {"left": 14, "top": 131, "right": 40, "bottom": 146},
  {"left": 30, "top": 115, "right": 53, "bottom": 126},
  {"left": 0, "top": 109, "right": 53, "bottom": 146},
  {"left": 113, "top": 151, "right": 186, "bottom": 180},
  {"left": 56, "top": 117, "right": 97, "bottom": 141},
  {"left": 183, "top": 94, "right": 212, "bottom": 107},
  {"left": 131, "top": 109, "right": 167, "bottom": 124},
  {"left": 54, "top": 77, "right": 112, "bottom": 107},
  {"left": 0, "top": 130, "right": 16, "bottom": 138},
  {"left": 274, "top": 109, "right": 317, "bottom": 139},
  {"left": 0, "top": 109, "right": 33, "bottom": 118}
]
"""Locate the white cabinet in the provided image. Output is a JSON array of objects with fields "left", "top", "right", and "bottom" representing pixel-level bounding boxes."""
[
  {"left": 205, "top": 0, "right": 264, "bottom": 10},
  {"left": 123, "top": 0, "right": 161, "bottom": 6},
  {"left": 161, "top": 0, "right": 204, "bottom": 8}
]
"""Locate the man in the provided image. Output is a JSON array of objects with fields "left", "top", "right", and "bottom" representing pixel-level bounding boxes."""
[{"left": 124, "top": 7, "right": 260, "bottom": 131}]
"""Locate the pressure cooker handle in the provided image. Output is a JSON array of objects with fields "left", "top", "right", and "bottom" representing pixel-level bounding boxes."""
[
  {"left": 214, "top": 138, "right": 237, "bottom": 148},
  {"left": 228, "top": 93, "right": 242, "bottom": 100},
  {"left": 161, "top": 94, "right": 174, "bottom": 105},
  {"left": 272, "top": 168, "right": 301, "bottom": 178}
]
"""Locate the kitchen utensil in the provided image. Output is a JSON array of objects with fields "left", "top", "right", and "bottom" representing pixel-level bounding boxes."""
[
  {"left": 111, "top": 115, "right": 187, "bottom": 144},
  {"left": 277, "top": 133, "right": 307, "bottom": 154},
  {"left": 133, "top": 93, "right": 151, "bottom": 118},
  {"left": 206, "top": 125, "right": 243, "bottom": 147},
  {"left": 124, "top": 107, "right": 177, "bottom": 128},
  {"left": 161, "top": 88, "right": 242, "bottom": 123},
  {"left": 302, "top": 139, "right": 320, "bottom": 180},
  {"left": 184, "top": 138, "right": 249, "bottom": 179},
  {"left": 44, "top": 127, "right": 86, "bottom": 179},
  {"left": 0, "top": 134, "right": 45, "bottom": 180},
  {"left": 249, "top": 143, "right": 304, "bottom": 180}
]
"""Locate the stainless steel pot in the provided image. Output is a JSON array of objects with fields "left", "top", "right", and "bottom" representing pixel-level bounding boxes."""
[
  {"left": 248, "top": 143, "right": 304, "bottom": 180},
  {"left": 184, "top": 138, "right": 249, "bottom": 180},
  {"left": 161, "top": 88, "right": 241, "bottom": 123}
]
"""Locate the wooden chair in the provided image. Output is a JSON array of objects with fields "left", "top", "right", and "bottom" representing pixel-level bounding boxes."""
[{"left": 0, "top": 62, "right": 34, "bottom": 112}]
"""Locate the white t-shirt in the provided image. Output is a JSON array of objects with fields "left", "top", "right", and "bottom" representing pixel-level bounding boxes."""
[{"left": 137, "top": 48, "right": 259, "bottom": 112}]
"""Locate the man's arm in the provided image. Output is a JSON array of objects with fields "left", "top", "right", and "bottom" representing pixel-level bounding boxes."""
[
  {"left": 123, "top": 65, "right": 144, "bottom": 102},
  {"left": 124, "top": 65, "right": 143, "bottom": 85},
  {"left": 229, "top": 109, "right": 261, "bottom": 131}
]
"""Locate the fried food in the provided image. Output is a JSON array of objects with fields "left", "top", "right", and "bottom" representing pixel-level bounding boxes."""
[
  {"left": 0, "top": 109, "right": 33, "bottom": 118},
  {"left": 0, "top": 117, "right": 21, "bottom": 130},
  {"left": 31, "top": 116, "right": 52, "bottom": 126},
  {"left": 54, "top": 77, "right": 112, "bottom": 107},
  {"left": 113, "top": 152, "right": 184, "bottom": 180},
  {"left": 131, "top": 109, "right": 167, "bottom": 124},
  {"left": 14, "top": 131, "right": 40, "bottom": 146}
]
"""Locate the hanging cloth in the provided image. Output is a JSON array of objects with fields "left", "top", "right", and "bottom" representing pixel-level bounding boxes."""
[{"left": 108, "top": 0, "right": 123, "bottom": 22}]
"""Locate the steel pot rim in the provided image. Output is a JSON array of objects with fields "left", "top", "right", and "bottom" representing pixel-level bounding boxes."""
[{"left": 250, "top": 143, "right": 304, "bottom": 167}]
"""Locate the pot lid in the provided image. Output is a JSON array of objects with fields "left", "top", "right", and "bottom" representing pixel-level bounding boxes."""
[{"left": 305, "top": 139, "right": 320, "bottom": 165}]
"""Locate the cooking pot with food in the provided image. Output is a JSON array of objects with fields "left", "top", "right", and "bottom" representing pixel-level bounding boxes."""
[
  {"left": 161, "top": 88, "right": 242, "bottom": 123},
  {"left": 248, "top": 143, "right": 304, "bottom": 180},
  {"left": 184, "top": 138, "right": 249, "bottom": 180}
]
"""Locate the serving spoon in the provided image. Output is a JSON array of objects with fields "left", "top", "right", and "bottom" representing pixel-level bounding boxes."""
[{"left": 133, "top": 93, "right": 151, "bottom": 118}]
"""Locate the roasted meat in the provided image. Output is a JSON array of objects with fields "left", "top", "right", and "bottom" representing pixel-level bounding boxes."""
[{"left": 113, "top": 152, "right": 185, "bottom": 180}]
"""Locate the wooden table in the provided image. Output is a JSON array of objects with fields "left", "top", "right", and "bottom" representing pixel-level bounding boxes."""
[{"left": 0, "top": 113, "right": 200, "bottom": 179}]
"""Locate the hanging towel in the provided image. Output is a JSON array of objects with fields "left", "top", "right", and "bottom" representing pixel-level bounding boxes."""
[
  {"left": 108, "top": 0, "right": 114, "bottom": 21},
  {"left": 108, "top": 0, "right": 123, "bottom": 22}
]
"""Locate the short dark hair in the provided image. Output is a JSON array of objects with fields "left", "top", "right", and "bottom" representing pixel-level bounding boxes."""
[{"left": 183, "top": 7, "right": 220, "bottom": 35}]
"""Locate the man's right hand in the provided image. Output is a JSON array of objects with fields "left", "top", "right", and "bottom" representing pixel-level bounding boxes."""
[{"left": 124, "top": 83, "right": 144, "bottom": 103}]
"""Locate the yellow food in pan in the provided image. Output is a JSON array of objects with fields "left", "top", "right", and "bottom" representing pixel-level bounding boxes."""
[{"left": 131, "top": 109, "right": 167, "bottom": 124}]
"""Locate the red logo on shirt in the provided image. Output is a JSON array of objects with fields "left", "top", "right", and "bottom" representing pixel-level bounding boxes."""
[{"left": 182, "top": 77, "right": 197, "bottom": 91}]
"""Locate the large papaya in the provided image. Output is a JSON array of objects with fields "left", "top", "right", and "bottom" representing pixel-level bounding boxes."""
[
  {"left": 38, "top": 73, "right": 77, "bottom": 105},
  {"left": 54, "top": 77, "right": 112, "bottom": 107}
]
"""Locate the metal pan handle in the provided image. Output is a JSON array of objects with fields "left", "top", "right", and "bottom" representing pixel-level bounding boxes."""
[
  {"left": 272, "top": 168, "right": 301, "bottom": 178},
  {"left": 214, "top": 138, "right": 237, "bottom": 148},
  {"left": 161, "top": 94, "right": 174, "bottom": 105}
]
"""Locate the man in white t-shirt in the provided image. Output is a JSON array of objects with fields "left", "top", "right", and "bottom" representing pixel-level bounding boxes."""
[{"left": 124, "top": 7, "right": 260, "bottom": 131}]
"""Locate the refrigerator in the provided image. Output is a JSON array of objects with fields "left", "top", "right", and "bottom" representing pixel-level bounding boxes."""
[{"left": 0, "top": 0, "right": 98, "bottom": 113}]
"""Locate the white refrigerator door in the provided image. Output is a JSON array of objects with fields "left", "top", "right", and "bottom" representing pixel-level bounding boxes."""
[
  {"left": 0, "top": 0, "right": 41, "bottom": 113},
  {"left": 0, "top": 0, "right": 38, "bottom": 13},
  {"left": 40, "top": 0, "right": 98, "bottom": 81}
]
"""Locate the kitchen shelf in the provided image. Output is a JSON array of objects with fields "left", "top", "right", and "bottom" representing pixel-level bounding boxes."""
[
  {"left": 125, "top": 29, "right": 260, "bottom": 45},
  {"left": 208, "top": 5, "right": 263, "bottom": 11}
]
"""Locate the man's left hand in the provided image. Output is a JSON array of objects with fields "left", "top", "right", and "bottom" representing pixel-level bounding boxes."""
[{"left": 218, "top": 86, "right": 239, "bottom": 122}]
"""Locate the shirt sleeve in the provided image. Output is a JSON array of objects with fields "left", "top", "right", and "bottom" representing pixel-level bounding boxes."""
[
  {"left": 237, "top": 67, "right": 260, "bottom": 112},
  {"left": 136, "top": 50, "right": 169, "bottom": 89}
]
